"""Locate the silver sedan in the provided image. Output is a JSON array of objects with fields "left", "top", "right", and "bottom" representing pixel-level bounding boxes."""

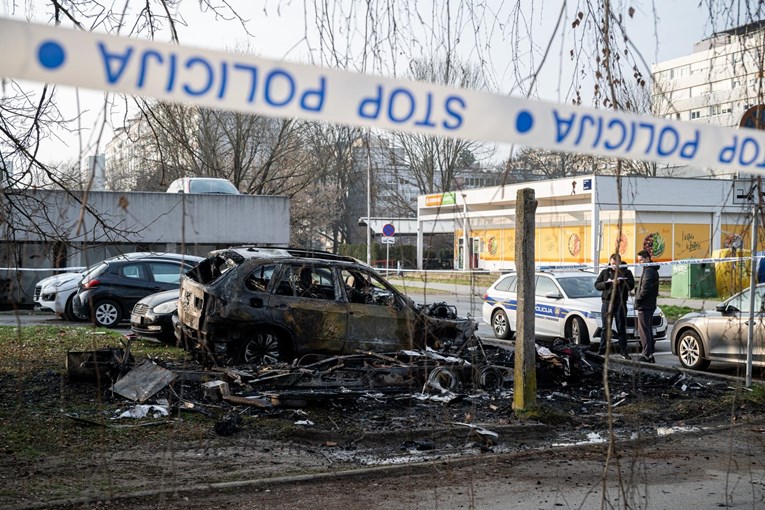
[{"left": 671, "top": 283, "right": 765, "bottom": 370}]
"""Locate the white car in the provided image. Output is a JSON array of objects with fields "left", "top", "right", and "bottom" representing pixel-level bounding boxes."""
[
  {"left": 166, "top": 177, "right": 240, "bottom": 195},
  {"left": 34, "top": 252, "right": 199, "bottom": 322},
  {"left": 481, "top": 270, "right": 668, "bottom": 345}
]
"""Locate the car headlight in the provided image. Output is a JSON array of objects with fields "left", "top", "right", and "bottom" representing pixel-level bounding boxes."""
[
  {"left": 153, "top": 301, "right": 178, "bottom": 314},
  {"left": 589, "top": 311, "right": 601, "bottom": 319}
]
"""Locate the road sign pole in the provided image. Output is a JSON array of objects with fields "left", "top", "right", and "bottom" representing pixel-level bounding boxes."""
[{"left": 386, "top": 242, "right": 390, "bottom": 273}]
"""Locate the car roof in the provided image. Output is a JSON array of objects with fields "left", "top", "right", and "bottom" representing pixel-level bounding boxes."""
[
  {"left": 209, "top": 246, "right": 362, "bottom": 265},
  {"left": 103, "top": 253, "right": 204, "bottom": 265},
  {"left": 537, "top": 270, "right": 596, "bottom": 277}
]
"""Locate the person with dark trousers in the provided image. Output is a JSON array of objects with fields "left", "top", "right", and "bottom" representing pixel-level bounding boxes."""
[
  {"left": 595, "top": 253, "right": 635, "bottom": 359},
  {"left": 635, "top": 249, "right": 660, "bottom": 363}
]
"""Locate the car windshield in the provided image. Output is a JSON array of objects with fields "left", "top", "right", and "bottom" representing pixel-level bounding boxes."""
[
  {"left": 189, "top": 179, "right": 239, "bottom": 194},
  {"left": 556, "top": 276, "right": 600, "bottom": 299}
]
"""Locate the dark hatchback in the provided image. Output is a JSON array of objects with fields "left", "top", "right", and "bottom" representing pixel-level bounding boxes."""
[
  {"left": 74, "top": 255, "right": 203, "bottom": 328},
  {"left": 175, "top": 247, "right": 477, "bottom": 366},
  {"left": 130, "top": 289, "right": 180, "bottom": 343}
]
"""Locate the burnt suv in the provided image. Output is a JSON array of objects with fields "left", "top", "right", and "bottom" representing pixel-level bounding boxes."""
[{"left": 174, "top": 247, "right": 477, "bottom": 366}]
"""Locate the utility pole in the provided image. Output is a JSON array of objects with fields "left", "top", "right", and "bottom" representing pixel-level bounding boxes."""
[
  {"left": 742, "top": 177, "right": 762, "bottom": 388},
  {"left": 513, "top": 188, "right": 538, "bottom": 411}
]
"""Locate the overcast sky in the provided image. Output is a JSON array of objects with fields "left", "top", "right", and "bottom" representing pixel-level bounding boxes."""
[{"left": 0, "top": 1, "right": 728, "bottom": 167}]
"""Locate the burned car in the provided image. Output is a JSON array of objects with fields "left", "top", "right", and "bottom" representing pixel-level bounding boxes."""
[{"left": 174, "top": 247, "right": 477, "bottom": 366}]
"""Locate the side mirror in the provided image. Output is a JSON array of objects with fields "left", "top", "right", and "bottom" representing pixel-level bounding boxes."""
[{"left": 545, "top": 292, "right": 563, "bottom": 300}]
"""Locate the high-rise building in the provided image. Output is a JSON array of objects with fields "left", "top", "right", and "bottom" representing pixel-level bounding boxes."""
[{"left": 652, "top": 21, "right": 765, "bottom": 128}]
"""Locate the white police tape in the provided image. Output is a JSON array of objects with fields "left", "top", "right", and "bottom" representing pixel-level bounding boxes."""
[
  {"left": 1, "top": 19, "right": 765, "bottom": 175},
  {"left": 540, "top": 255, "right": 764, "bottom": 272}
]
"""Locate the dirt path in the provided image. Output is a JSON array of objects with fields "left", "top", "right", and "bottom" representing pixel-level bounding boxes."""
[{"left": 26, "top": 422, "right": 765, "bottom": 510}]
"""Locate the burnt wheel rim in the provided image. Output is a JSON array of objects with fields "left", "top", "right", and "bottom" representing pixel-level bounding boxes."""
[
  {"left": 678, "top": 334, "right": 701, "bottom": 368},
  {"left": 570, "top": 319, "right": 582, "bottom": 343},
  {"left": 492, "top": 311, "right": 508, "bottom": 337},
  {"left": 95, "top": 303, "right": 119, "bottom": 327},
  {"left": 243, "top": 332, "right": 280, "bottom": 365}
]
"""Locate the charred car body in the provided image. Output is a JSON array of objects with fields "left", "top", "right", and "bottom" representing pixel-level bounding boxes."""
[{"left": 175, "top": 247, "right": 477, "bottom": 366}]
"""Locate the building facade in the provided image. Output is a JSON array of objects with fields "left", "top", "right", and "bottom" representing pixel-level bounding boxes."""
[
  {"left": 416, "top": 175, "right": 760, "bottom": 275},
  {"left": 652, "top": 21, "right": 765, "bottom": 128}
]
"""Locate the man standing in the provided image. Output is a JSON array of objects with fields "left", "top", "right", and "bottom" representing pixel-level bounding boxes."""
[
  {"left": 635, "top": 249, "right": 660, "bottom": 363},
  {"left": 595, "top": 253, "right": 635, "bottom": 359}
]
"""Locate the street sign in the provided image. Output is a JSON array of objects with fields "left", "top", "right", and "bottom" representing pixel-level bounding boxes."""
[
  {"left": 382, "top": 223, "right": 395, "bottom": 237},
  {"left": 381, "top": 236, "right": 395, "bottom": 244}
]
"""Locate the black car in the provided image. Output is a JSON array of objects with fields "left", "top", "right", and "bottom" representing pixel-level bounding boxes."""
[
  {"left": 174, "top": 246, "right": 477, "bottom": 366},
  {"left": 130, "top": 289, "right": 180, "bottom": 343},
  {"left": 73, "top": 255, "right": 203, "bottom": 328}
]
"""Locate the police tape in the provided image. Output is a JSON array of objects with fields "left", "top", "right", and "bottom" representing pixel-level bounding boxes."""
[
  {"left": 541, "top": 255, "right": 764, "bottom": 272},
  {"left": 2, "top": 18, "right": 765, "bottom": 175}
]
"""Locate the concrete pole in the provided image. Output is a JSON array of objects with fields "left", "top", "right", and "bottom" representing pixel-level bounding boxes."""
[{"left": 513, "top": 188, "right": 538, "bottom": 411}]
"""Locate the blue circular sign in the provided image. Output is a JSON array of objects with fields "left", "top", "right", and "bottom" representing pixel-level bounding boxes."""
[{"left": 382, "top": 223, "right": 395, "bottom": 236}]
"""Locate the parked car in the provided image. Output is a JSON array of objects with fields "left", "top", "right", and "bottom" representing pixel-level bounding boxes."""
[
  {"left": 166, "top": 177, "right": 240, "bottom": 195},
  {"left": 73, "top": 254, "right": 203, "bottom": 328},
  {"left": 671, "top": 283, "right": 765, "bottom": 370},
  {"left": 130, "top": 289, "right": 179, "bottom": 343},
  {"left": 35, "top": 252, "right": 196, "bottom": 322},
  {"left": 481, "top": 270, "right": 668, "bottom": 345},
  {"left": 174, "top": 246, "right": 477, "bottom": 366}
]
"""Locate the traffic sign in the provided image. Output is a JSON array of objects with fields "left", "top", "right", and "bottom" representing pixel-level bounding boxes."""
[
  {"left": 381, "top": 236, "right": 395, "bottom": 244},
  {"left": 382, "top": 223, "right": 395, "bottom": 237}
]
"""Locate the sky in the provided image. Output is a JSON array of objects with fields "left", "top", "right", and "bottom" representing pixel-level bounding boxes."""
[{"left": 0, "top": 1, "right": 730, "bottom": 167}]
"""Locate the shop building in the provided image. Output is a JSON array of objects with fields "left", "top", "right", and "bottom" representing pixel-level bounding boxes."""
[{"left": 415, "top": 175, "right": 758, "bottom": 274}]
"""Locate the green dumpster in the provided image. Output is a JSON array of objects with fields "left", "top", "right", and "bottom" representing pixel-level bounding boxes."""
[{"left": 671, "top": 262, "right": 717, "bottom": 298}]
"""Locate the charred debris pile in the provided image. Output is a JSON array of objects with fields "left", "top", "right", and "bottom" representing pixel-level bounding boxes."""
[{"left": 64, "top": 336, "right": 732, "bottom": 440}]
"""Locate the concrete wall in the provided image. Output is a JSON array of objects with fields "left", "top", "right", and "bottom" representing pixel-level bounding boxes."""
[{"left": 1, "top": 190, "right": 290, "bottom": 305}]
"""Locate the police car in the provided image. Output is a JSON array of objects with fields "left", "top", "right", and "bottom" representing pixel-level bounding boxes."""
[{"left": 481, "top": 270, "right": 667, "bottom": 345}]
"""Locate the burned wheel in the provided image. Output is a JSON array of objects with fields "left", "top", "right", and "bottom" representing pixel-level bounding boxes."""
[
  {"left": 566, "top": 316, "right": 589, "bottom": 345},
  {"left": 241, "top": 330, "right": 290, "bottom": 366},
  {"left": 491, "top": 309, "right": 513, "bottom": 339},
  {"left": 677, "top": 330, "right": 710, "bottom": 370}
]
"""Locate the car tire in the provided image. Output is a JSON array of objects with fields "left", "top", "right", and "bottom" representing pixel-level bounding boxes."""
[
  {"left": 677, "top": 330, "right": 710, "bottom": 370},
  {"left": 241, "top": 329, "right": 291, "bottom": 366},
  {"left": 566, "top": 316, "right": 590, "bottom": 345},
  {"left": 91, "top": 299, "right": 122, "bottom": 328},
  {"left": 63, "top": 294, "right": 81, "bottom": 322},
  {"left": 491, "top": 309, "right": 513, "bottom": 339}
]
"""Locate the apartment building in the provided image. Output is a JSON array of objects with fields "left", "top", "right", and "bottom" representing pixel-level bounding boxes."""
[{"left": 652, "top": 21, "right": 765, "bottom": 127}]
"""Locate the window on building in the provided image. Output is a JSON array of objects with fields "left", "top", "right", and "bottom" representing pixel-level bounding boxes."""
[{"left": 690, "top": 111, "right": 701, "bottom": 120}]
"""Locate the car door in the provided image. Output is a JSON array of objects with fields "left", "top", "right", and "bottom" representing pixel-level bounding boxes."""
[
  {"left": 268, "top": 263, "right": 348, "bottom": 354},
  {"left": 112, "top": 261, "right": 160, "bottom": 312},
  {"left": 342, "top": 268, "right": 418, "bottom": 352},
  {"left": 534, "top": 275, "right": 563, "bottom": 337},
  {"left": 709, "top": 287, "right": 765, "bottom": 363}
]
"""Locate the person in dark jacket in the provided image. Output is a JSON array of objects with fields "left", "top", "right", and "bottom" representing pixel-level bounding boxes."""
[
  {"left": 594, "top": 253, "right": 635, "bottom": 359},
  {"left": 635, "top": 249, "right": 660, "bottom": 363}
]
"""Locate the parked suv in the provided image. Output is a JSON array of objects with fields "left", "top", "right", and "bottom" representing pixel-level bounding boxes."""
[
  {"left": 73, "top": 254, "right": 203, "bottom": 328},
  {"left": 35, "top": 252, "right": 198, "bottom": 322},
  {"left": 174, "top": 246, "right": 476, "bottom": 366},
  {"left": 482, "top": 270, "right": 667, "bottom": 345}
]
